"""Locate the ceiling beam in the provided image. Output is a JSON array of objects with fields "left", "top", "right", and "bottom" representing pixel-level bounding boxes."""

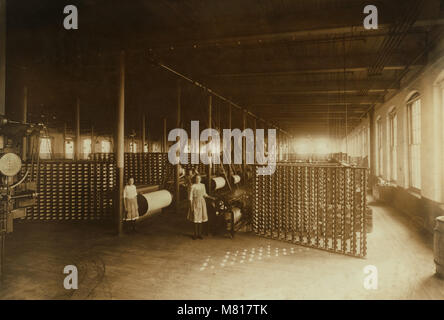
[
  {"left": 137, "top": 0, "right": 442, "bottom": 50},
  {"left": 250, "top": 103, "right": 372, "bottom": 109},
  {"left": 213, "top": 79, "right": 399, "bottom": 94},
  {"left": 240, "top": 93, "right": 384, "bottom": 106},
  {"left": 204, "top": 52, "right": 425, "bottom": 77}
]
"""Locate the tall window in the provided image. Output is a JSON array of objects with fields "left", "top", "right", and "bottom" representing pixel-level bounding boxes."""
[
  {"left": 363, "top": 127, "right": 368, "bottom": 158},
  {"left": 101, "top": 140, "right": 111, "bottom": 153},
  {"left": 389, "top": 111, "right": 398, "bottom": 182},
  {"left": 407, "top": 94, "right": 421, "bottom": 190},
  {"left": 65, "top": 140, "right": 74, "bottom": 159},
  {"left": 83, "top": 138, "right": 92, "bottom": 159},
  {"left": 377, "top": 118, "right": 383, "bottom": 176},
  {"left": 39, "top": 137, "right": 52, "bottom": 159},
  {"left": 130, "top": 141, "right": 137, "bottom": 153}
]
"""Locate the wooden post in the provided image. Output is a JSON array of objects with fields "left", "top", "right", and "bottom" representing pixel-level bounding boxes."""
[
  {"left": 207, "top": 94, "right": 212, "bottom": 194},
  {"left": 91, "top": 126, "right": 95, "bottom": 154},
  {"left": 277, "top": 128, "right": 280, "bottom": 162},
  {"left": 253, "top": 118, "right": 257, "bottom": 165},
  {"left": 22, "top": 86, "right": 28, "bottom": 161},
  {"left": 75, "top": 97, "right": 81, "bottom": 160},
  {"left": 63, "top": 122, "right": 67, "bottom": 158},
  {"left": 116, "top": 51, "right": 125, "bottom": 236},
  {"left": 227, "top": 103, "right": 232, "bottom": 176},
  {"left": 264, "top": 121, "right": 268, "bottom": 158},
  {"left": 146, "top": 114, "right": 150, "bottom": 153},
  {"left": 0, "top": 0, "right": 5, "bottom": 116},
  {"left": 228, "top": 103, "right": 232, "bottom": 130},
  {"left": 142, "top": 114, "right": 146, "bottom": 153},
  {"left": 163, "top": 118, "right": 167, "bottom": 153},
  {"left": 369, "top": 107, "right": 376, "bottom": 189},
  {"left": 242, "top": 110, "right": 246, "bottom": 182},
  {"left": 175, "top": 81, "right": 181, "bottom": 213}
]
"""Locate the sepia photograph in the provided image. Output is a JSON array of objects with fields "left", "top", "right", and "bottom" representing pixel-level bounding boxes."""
[{"left": 0, "top": 0, "right": 444, "bottom": 307}]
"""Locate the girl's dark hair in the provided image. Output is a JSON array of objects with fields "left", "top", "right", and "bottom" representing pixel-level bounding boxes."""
[{"left": 193, "top": 174, "right": 200, "bottom": 184}]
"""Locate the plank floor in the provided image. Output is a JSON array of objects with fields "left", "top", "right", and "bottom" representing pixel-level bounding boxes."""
[{"left": 0, "top": 198, "right": 443, "bottom": 300}]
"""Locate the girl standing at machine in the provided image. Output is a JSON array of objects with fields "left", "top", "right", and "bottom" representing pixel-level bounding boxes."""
[
  {"left": 124, "top": 177, "right": 139, "bottom": 231},
  {"left": 188, "top": 174, "right": 215, "bottom": 240}
]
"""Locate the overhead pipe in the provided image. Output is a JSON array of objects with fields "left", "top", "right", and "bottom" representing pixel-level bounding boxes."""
[{"left": 148, "top": 55, "right": 291, "bottom": 138}]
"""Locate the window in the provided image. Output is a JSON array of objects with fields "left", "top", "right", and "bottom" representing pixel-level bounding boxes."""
[
  {"left": 39, "top": 137, "right": 52, "bottom": 159},
  {"left": 83, "top": 138, "right": 92, "bottom": 159},
  {"left": 65, "top": 140, "right": 74, "bottom": 159},
  {"left": 101, "top": 140, "right": 111, "bottom": 153},
  {"left": 377, "top": 118, "right": 383, "bottom": 176},
  {"left": 361, "top": 127, "right": 367, "bottom": 158},
  {"left": 144, "top": 143, "right": 149, "bottom": 153},
  {"left": 407, "top": 94, "right": 421, "bottom": 190},
  {"left": 389, "top": 111, "right": 398, "bottom": 182},
  {"left": 130, "top": 141, "right": 137, "bottom": 153}
]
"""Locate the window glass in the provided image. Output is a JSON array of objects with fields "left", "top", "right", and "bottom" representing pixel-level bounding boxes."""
[
  {"left": 83, "top": 138, "right": 92, "bottom": 159},
  {"left": 407, "top": 95, "right": 421, "bottom": 189},
  {"left": 101, "top": 140, "right": 111, "bottom": 153},
  {"left": 65, "top": 140, "right": 74, "bottom": 159},
  {"left": 130, "top": 142, "right": 137, "bottom": 153},
  {"left": 39, "top": 137, "right": 52, "bottom": 159}
]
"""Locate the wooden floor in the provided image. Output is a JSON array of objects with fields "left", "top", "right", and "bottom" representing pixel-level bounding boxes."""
[{"left": 0, "top": 198, "right": 443, "bottom": 300}]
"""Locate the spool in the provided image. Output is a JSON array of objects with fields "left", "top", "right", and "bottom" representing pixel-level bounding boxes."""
[
  {"left": 137, "top": 190, "right": 172, "bottom": 218},
  {"left": 231, "top": 175, "right": 241, "bottom": 185},
  {"left": 211, "top": 177, "right": 226, "bottom": 190},
  {"left": 434, "top": 216, "right": 444, "bottom": 278}
]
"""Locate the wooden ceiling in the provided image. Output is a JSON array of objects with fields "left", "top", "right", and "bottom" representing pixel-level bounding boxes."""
[{"left": 5, "top": 0, "right": 444, "bottom": 138}]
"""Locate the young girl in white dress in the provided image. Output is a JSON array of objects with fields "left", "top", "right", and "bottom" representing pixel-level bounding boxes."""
[
  {"left": 187, "top": 175, "right": 215, "bottom": 239},
  {"left": 124, "top": 177, "right": 139, "bottom": 231}
]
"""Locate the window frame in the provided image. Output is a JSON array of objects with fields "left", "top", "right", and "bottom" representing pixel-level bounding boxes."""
[
  {"left": 39, "top": 136, "right": 53, "bottom": 160},
  {"left": 129, "top": 141, "right": 138, "bottom": 153},
  {"left": 65, "top": 139, "right": 75, "bottom": 159},
  {"left": 376, "top": 117, "right": 383, "bottom": 177},
  {"left": 82, "top": 138, "right": 92, "bottom": 160},
  {"left": 407, "top": 93, "right": 421, "bottom": 191},
  {"left": 389, "top": 110, "right": 398, "bottom": 182},
  {"left": 101, "top": 140, "right": 111, "bottom": 153}
]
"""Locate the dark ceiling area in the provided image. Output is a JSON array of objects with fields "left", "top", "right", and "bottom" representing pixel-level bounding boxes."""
[{"left": 5, "top": 0, "right": 444, "bottom": 138}]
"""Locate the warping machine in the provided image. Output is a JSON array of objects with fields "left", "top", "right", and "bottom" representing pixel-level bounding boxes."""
[
  {"left": 0, "top": 118, "right": 39, "bottom": 278},
  {"left": 206, "top": 172, "right": 252, "bottom": 238}
]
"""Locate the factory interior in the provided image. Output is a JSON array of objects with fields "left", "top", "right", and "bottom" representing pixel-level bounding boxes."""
[{"left": 1, "top": 0, "right": 444, "bottom": 300}]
